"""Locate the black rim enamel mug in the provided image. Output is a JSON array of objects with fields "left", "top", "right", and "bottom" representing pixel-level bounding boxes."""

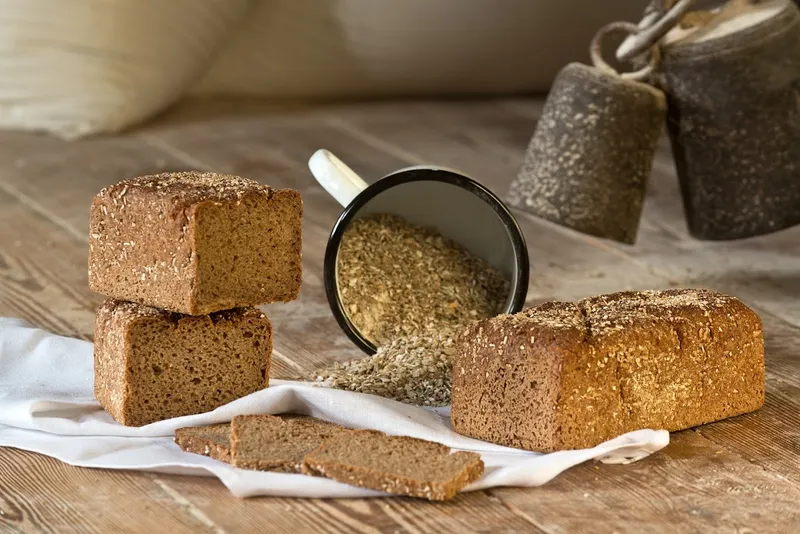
[{"left": 309, "top": 149, "right": 530, "bottom": 354}]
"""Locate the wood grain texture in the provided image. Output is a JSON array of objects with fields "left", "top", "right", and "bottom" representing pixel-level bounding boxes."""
[
  {"left": 0, "top": 135, "right": 182, "bottom": 242},
  {"left": 0, "top": 189, "right": 98, "bottom": 339},
  {"left": 0, "top": 97, "right": 798, "bottom": 533},
  {"left": 491, "top": 431, "right": 800, "bottom": 534},
  {"left": 0, "top": 448, "right": 217, "bottom": 534},
  {"left": 162, "top": 475, "right": 545, "bottom": 534},
  {"left": 692, "top": 311, "right": 800, "bottom": 486}
]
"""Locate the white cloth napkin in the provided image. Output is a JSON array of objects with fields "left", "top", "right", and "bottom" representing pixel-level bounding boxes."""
[{"left": 0, "top": 318, "right": 669, "bottom": 498}]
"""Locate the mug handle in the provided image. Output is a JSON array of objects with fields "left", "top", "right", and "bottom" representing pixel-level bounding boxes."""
[{"left": 309, "top": 149, "right": 368, "bottom": 207}]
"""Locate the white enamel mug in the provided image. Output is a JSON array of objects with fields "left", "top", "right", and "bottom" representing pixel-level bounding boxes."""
[{"left": 309, "top": 149, "right": 530, "bottom": 354}]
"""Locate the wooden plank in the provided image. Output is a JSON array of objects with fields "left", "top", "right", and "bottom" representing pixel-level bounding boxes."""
[
  {"left": 759, "top": 310, "right": 800, "bottom": 387},
  {"left": 491, "top": 431, "right": 800, "bottom": 534},
  {"left": 0, "top": 448, "right": 219, "bottom": 534},
  {"left": 696, "top": 381, "right": 800, "bottom": 486},
  {"left": 0, "top": 133, "right": 185, "bottom": 242},
  {"left": 161, "top": 475, "right": 545, "bottom": 534},
  {"left": 0, "top": 188, "right": 97, "bottom": 339}
]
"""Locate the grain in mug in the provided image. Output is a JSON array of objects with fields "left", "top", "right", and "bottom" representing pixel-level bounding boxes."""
[
  {"left": 317, "top": 214, "right": 510, "bottom": 405},
  {"left": 336, "top": 213, "right": 509, "bottom": 345}
]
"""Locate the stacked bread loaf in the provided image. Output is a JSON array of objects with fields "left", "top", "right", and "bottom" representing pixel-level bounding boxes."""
[{"left": 88, "top": 171, "right": 302, "bottom": 426}]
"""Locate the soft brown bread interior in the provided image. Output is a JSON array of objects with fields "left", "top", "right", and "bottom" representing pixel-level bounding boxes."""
[
  {"left": 94, "top": 299, "right": 272, "bottom": 427},
  {"left": 175, "top": 423, "right": 232, "bottom": 463},
  {"left": 230, "top": 414, "right": 347, "bottom": 473},
  {"left": 126, "top": 309, "right": 271, "bottom": 426},
  {"left": 452, "top": 302, "right": 576, "bottom": 452},
  {"left": 192, "top": 189, "right": 302, "bottom": 314},
  {"left": 302, "top": 430, "right": 484, "bottom": 501},
  {"left": 452, "top": 289, "right": 765, "bottom": 452}
]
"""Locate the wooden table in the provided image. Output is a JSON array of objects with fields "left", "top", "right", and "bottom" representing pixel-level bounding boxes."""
[{"left": 0, "top": 98, "right": 798, "bottom": 533}]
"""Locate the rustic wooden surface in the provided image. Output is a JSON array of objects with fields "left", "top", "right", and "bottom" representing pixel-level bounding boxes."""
[{"left": 0, "top": 98, "right": 798, "bottom": 533}]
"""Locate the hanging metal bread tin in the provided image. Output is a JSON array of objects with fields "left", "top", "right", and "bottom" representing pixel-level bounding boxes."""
[
  {"left": 657, "top": 0, "right": 800, "bottom": 240},
  {"left": 508, "top": 24, "right": 668, "bottom": 244}
]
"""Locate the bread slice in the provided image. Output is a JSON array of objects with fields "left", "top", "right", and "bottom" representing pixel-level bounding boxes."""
[
  {"left": 175, "top": 423, "right": 231, "bottom": 463},
  {"left": 230, "top": 414, "right": 348, "bottom": 473},
  {"left": 302, "top": 430, "right": 484, "bottom": 501}
]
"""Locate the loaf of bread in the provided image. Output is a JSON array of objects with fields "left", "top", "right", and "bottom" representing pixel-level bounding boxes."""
[
  {"left": 88, "top": 171, "right": 302, "bottom": 315},
  {"left": 94, "top": 299, "right": 272, "bottom": 426},
  {"left": 452, "top": 289, "right": 765, "bottom": 452}
]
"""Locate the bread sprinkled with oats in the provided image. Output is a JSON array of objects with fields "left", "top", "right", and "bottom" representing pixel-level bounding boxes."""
[
  {"left": 452, "top": 288, "right": 765, "bottom": 452},
  {"left": 302, "top": 430, "right": 484, "bottom": 501},
  {"left": 88, "top": 171, "right": 302, "bottom": 315}
]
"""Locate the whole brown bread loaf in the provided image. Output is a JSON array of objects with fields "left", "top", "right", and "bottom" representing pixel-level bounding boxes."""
[
  {"left": 451, "top": 289, "right": 765, "bottom": 452},
  {"left": 94, "top": 299, "right": 272, "bottom": 426},
  {"left": 88, "top": 171, "right": 302, "bottom": 315}
]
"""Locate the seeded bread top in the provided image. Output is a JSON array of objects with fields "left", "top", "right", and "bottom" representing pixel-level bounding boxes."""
[
  {"left": 581, "top": 288, "right": 746, "bottom": 333},
  {"left": 96, "top": 171, "right": 273, "bottom": 210},
  {"left": 584, "top": 288, "right": 734, "bottom": 314},
  {"left": 468, "top": 289, "right": 753, "bottom": 343},
  {"left": 513, "top": 301, "right": 584, "bottom": 330}
]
